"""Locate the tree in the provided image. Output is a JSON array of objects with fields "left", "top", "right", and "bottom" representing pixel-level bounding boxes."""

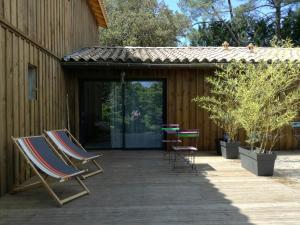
[
  {"left": 281, "top": 8, "right": 300, "bottom": 45},
  {"left": 99, "top": 0, "right": 191, "bottom": 46},
  {"left": 179, "top": 0, "right": 241, "bottom": 45},
  {"left": 188, "top": 21, "right": 235, "bottom": 46},
  {"left": 181, "top": 0, "right": 300, "bottom": 46},
  {"left": 240, "top": 0, "right": 300, "bottom": 40},
  {"left": 188, "top": 15, "right": 274, "bottom": 47}
]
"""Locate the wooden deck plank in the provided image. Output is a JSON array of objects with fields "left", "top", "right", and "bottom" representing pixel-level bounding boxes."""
[{"left": 0, "top": 151, "right": 299, "bottom": 225}]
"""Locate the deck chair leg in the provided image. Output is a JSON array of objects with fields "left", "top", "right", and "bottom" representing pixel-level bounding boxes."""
[
  {"left": 11, "top": 174, "right": 49, "bottom": 194},
  {"left": 82, "top": 159, "right": 104, "bottom": 179},
  {"left": 28, "top": 165, "right": 64, "bottom": 206},
  {"left": 93, "top": 159, "right": 104, "bottom": 172},
  {"left": 20, "top": 154, "right": 88, "bottom": 207},
  {"left": 59, "top": 177, "right": 90, "bottom": 205},
  {"left": 40, "top": 174, "right": 90, "bottom": 207},
  {"left": 12, "top": 180, "right": 43, "bottom": 193}
]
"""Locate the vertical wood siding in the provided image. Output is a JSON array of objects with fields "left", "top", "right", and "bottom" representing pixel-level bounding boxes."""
[
  {"left": 0, "top": 0, "right": 99, "bottom": 56},
  {"left": 67, "top": 68, "right": 299, "bottom": 152},
  {"left": 0, "top": 0, "right": 100, "bottom": 196}
]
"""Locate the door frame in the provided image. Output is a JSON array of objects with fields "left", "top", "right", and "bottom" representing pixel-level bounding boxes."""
[{"left": 79, "top": 77, "right": 167, "bottom": 150}]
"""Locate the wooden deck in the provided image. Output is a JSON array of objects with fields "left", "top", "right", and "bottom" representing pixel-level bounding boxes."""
[{"left": 0, "top": 151, "right": 300, "bottom": 225}]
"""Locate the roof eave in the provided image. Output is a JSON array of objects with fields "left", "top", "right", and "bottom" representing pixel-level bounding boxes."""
[
  {"left": 61, "top": 61, "right": 221, "bottom": 69},
  {"left": 87, "top": 0, "right": 108, "bottom": 28}
]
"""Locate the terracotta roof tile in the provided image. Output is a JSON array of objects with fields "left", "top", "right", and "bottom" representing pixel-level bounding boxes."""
[{"left": 63, "top": 46, "right": 300, "bottom": 64}]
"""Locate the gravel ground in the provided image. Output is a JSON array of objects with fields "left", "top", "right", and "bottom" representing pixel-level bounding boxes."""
[{"left": 274, "top": 151, "right": 300, "bottom": 182}]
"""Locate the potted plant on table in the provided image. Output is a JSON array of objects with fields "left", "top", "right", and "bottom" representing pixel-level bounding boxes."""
[
  {"left": 193, "top": 63, "right": 241, "bottom": 159},
  {"left": 234, "top": 60, "right": 300, "bottom": 176}
]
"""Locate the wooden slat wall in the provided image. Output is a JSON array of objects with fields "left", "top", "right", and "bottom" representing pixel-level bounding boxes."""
[
  {"left": 0, "top": 0, "right": 99, "bottom": 57},
  {"left": 0, "top": 0, "right": 100, "bottom": 196},
  {"left": 66, "top": 68, "right": 299, "bottom": 152}
]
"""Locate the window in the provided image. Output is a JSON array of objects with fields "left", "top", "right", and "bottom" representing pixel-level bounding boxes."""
[{"left": 28, "top": 64, "right": 37, "bottom": 101}]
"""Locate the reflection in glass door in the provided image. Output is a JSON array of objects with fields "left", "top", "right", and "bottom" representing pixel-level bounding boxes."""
[
  {"left": 80, "top": 81, "right": 123, "bottom": 149},
  {"left": 80, "top": 80, "right": 164, "bottom": 149},
  {"left": 125, "top": 81, "right": 163, "bottom": 148}
]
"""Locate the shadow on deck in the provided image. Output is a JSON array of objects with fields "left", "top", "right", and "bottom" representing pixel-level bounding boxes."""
[{"left": 0, "top": 151, "right": 299, "bottom": 225}]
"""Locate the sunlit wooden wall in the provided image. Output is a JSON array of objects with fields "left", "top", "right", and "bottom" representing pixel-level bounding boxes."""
[
  {"left": 66, "top": 68, "right": 298, "bottom": 152},
  {"left": 0, "top": 0, "right": 99, "bottom": 196}
]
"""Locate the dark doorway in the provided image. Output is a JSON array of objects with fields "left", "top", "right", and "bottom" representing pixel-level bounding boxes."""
[{"left": 80, "top": 80, "right": 165, "bottom": 150}]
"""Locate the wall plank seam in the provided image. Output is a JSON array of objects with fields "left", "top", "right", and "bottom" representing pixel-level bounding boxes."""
[{"left": 0, "top": 18, "right": 60, "bottom": 61}]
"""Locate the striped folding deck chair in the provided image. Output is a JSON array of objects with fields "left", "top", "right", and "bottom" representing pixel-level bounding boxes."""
[
  {"left": 172, "top": 129, "right": 200, "bottom": 171},
  {"left": 45, "top": 129, "right": 103, "bottom": 179},
  {"left": 11, "top": 135, "right": 90, "bottom": 207}
]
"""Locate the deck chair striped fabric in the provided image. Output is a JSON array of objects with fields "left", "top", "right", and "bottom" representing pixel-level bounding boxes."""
[
  {"left": 45, "top": 129, "right": 103, "bottom": 179},
  {"left": 12, "top": 135, "right": 90, "bottom": 206}
]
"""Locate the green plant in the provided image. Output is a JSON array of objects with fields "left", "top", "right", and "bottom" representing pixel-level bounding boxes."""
[
  {"left": 234, "top": 60, "right": 300, "bottom": 153},
  {"left": 192, "top": 62, "right": 242, "bottom": 141}
]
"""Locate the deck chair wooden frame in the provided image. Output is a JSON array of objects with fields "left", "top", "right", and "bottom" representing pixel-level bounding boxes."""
[
  {"left": 11, "top": 135, "right": 90, "bottom": 207},
  {"left": 44, "top": 129, "right": 103, "bottom": 179}
]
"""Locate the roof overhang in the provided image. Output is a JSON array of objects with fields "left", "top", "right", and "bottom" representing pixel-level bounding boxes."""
[
  {"left": 61, "top": 61, "right": 220, "bottom": 69},
  {"left": 62, "top": 47, "right": 300, "bottom": 66},
  {"left": 87, "top": 0, "right": 108, "bottom": 28}
]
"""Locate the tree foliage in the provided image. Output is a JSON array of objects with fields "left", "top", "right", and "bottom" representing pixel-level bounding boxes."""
[
  {"left": 181, "top": 0, "right": 300, "bottom": 46},
  {"left": 239, "top": 0, "right": 300, "bottom": 40},
  {"left": 188, "top": 15, "right": 275, "bottom": 47},
  {"left": 99, "top": 0, "right": 191, "bottom": 46}
]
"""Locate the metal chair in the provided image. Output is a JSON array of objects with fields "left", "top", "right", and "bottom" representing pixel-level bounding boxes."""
[
  {"left": 161, "top": 124, "right": 181, "bottom": 162},
  {"left": 172, "top": 129, "right": 200, "bottom": 171}
]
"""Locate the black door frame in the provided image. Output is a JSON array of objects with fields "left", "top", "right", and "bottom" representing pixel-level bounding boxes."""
[{"left": 79, "top": 77, "right": 167, "bottom": 150}]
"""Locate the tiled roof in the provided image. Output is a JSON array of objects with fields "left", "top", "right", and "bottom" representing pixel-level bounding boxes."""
[{"left": 62, "top": 46, "right": 300, "bottom": 64}]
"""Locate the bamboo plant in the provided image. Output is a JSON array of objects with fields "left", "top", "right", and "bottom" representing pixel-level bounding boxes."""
[{"left": 233, "top": 60, "right": 300, "bottom": 153}]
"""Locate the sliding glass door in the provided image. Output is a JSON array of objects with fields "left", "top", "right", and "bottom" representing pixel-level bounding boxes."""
[
  {"left": 80, "top": 81, "right": 123, "bottom": 149},
  {"left": 80, "top": 80, "right": 164, "bottom": 149},
  {"left": 125, "top": 81, "right": 163, "bottom": 148}
]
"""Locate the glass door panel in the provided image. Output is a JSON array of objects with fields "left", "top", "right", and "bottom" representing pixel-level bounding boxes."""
[
  {"left": 80, "top": 81, "right": 123, "bottom": 149},
  {"left": 124, "top": 81, "right": 163, "bottom": 149},
  {"left": 80, "top": 80, "right": 164, "bottom": 149}
]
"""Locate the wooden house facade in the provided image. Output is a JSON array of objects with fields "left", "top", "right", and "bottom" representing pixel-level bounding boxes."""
[
  {"left": 62, "top": 47, "right": 300, "bottom": 153},
  {"left": 0, "top": 0, "right": 107, "bottom": 196}
]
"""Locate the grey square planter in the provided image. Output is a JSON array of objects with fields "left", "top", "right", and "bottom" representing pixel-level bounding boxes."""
[
  {"left": 239, "top": 147, "right": 277, "bottom": 176},
  {"left": 220, "top": 141, "right": 240, "bottom": 159}
]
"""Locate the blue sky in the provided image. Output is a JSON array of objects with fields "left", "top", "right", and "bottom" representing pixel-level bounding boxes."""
[{"left": 164, "top": 0, "right": 180, "bottom": 12}]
